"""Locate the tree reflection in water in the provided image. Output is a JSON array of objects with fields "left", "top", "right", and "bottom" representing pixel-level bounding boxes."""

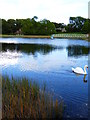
[
  {"left": 67, "top": 45, "right": 89, "bottom": 57},
  {"left": 2, "top": 43, "right": 63, "bottom": 55}
]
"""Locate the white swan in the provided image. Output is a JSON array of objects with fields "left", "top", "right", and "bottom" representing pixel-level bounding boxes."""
[{"left": 72, "top": 65, "right": 88, "bottom": 75}]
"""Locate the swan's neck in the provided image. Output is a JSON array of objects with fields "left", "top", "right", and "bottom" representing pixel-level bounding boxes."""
[{"left": 84, "top": 66, "right": 87, "bottom": 74}]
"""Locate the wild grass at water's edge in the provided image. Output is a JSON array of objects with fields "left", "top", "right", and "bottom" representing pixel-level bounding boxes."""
[
  {"left": 2, "top": 76, "right": 64, "bottom": 119},
  {"left": 0, "top": 34, "right": 89, "bottom": 41}
]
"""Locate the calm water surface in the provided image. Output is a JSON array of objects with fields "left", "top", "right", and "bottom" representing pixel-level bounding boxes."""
[{"left": 0, "top": 38, "right": 89, "bottom": 118}]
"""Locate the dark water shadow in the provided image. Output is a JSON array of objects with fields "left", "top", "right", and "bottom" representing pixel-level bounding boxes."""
[
  {"left": 67, "top": 45, "right": 90, "bottom": 57},
  {"left": 2, "top": 43, "right": 63, "bottom": 55},
  {"left": 74, "top": 73, "right": 87, "bottom": 83}
]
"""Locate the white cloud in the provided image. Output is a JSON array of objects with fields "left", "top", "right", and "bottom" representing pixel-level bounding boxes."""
[{"left": 0, "top": 0, "right": 88, "bottom": 24}]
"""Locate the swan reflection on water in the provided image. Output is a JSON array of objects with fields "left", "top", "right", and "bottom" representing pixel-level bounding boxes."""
[
  {"left": 75, "top": 73, "right": 87, "bottom": 83},
  {"left": 83, "top": 74, "right": 87, "bottom": 83}
]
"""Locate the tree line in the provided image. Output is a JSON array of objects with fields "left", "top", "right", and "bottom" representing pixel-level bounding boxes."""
[
  {"left": 1, "top": 16, "right": 90, "bottom": 35},
  {"left": 53, "top": 16, "right": 90, "bottom": 34},
  {"left": 66, "top": 17, "right": 90, "bottom": 33}
]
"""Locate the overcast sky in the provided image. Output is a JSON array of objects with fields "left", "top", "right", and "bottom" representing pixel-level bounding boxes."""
[{"left": 0, "top": 0, "right": 89, "bottom": 24}]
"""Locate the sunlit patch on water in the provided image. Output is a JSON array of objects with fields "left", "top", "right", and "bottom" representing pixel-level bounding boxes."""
[
  {"left": 0, "top": 38, "right": 18, "bottom": 44},
  {"left": 0, "top": 50, "right": 22, "bottom": 67}
]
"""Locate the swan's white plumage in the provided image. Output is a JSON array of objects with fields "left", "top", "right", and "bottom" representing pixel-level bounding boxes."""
[
  {"left": 72, "top": 65, "right": 88, "bottom": 75},
  {"left": 72, "top": 67, "right": 84, "bottom": 74}
]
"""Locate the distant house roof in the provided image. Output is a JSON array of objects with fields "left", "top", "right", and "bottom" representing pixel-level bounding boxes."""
[{"left": 55, "top": 27, "right": 66, "bottom": 32}]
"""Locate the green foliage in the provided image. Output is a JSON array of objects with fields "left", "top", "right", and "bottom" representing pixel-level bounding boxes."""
[
  {"left": 2, "top": 77, "right": 63, "bottom": 119},
  {"left": 66, "top": 16, "right": 88, "bottom": 33},
  {"left": 82, "top": 19, "right": 90, "bottom": 34},
  {"left": 2, "top": 17, "right": 56, "bottom": 35},
  {"left": 2, "top": 16, "right": 89, "bottom": 34},
  {"left": 39, "top": 19, "right": 56, "bottom": 35},
  {"left": 21, "top": 18, "right": 33, "bottom": 35},
  {"left": 2, "top": 19, "right": 9, "bottom": 34},
  {"left": 53, "top": 16, "right": 89, "bottom": 34},
  {"left": 53, "top": 22, "right": 66, "bottom": 33}
]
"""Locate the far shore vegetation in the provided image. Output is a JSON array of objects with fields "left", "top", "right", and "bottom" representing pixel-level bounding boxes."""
[
  {"left": 0, "top": 16, "right": 90, "bottom": 36},
  {"left": 2, "top": 76, "right": 64, "bottom": 119},
  {"left": 0, "top": 16, "right": 90, "bottom": 41}
]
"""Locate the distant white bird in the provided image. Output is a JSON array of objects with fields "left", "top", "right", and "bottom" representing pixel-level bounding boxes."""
[
  {"left": 51, "top": 34, "right": 54, "bottom": 39},
  {"left": 72, "top": 65, "right": 88, "bottom": 75}
]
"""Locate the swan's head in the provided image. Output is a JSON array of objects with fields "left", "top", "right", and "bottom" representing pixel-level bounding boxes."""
[{"left": 84, "top": 65, "right": 88, "bottom": 69}]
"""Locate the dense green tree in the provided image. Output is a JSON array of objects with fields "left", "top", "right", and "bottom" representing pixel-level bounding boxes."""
[
  {"left": 7, "top": 19, "right": 17, "bottom": 34},
  {"left": 1, "top": 16, "right": 90, "bottom": 35},
  {"left": 15, "top": 19, "right": 22, "bottom": 30},
  {"left": 82, "top": 19, "right": 90, "bottom": 34},
  {"left": 21, "top": 18, "right": 33, "bottom": 35},
  {"left": 2, "top": 19, "right": 10, "bottom": 34},
  {"left": 21, "top": 18, "right": 56, "bottom": 35},
  {"left": 53, "top": 22, "right": 66, "bottom": 33},
  {"left": 32, "top": 16, "right": 38, "bottom": 21},
  {"left": 39, "top": 19, "right": 56, "bottom": 35},
  {"left": 66, "top": 16, "right": 86, "bottom": 33}
]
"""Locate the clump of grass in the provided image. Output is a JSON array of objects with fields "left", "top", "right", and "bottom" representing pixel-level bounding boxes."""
[{"left": 2, "top": 77, "right": 63, "bottom": 119}]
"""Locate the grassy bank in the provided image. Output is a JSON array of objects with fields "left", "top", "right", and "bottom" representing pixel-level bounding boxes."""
[
  {"left": 0, "top": 34, "right": 51, "bottom": 38},
  {"left": 2, "top": 77, "right": 63, "bottom": 119},
  {"left": 0, "top": 34, "right": 89, "bottom": 40},
  {"left": 53, "top": 33, "right": 89, "bottom": 40}
]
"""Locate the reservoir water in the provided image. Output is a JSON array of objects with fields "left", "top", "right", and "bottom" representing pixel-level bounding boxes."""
[{"left": 0, "top": 38, "right": 89, "bottom": 118}]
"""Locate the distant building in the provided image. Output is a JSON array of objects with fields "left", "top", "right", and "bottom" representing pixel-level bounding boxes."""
[
  {"left": 55, "top": 27, "right": 66, "bottom": 32},
  {"left": 15, "top": 29, "right": 22, "bottom": 35}
]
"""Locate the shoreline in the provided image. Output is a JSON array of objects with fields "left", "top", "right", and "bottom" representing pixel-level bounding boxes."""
[
  {"left": 0, "top": 34, "right": 89, "bottom": 41},
  {"left": 0, "top": 34, "right": 51, "bottom": 38}
]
